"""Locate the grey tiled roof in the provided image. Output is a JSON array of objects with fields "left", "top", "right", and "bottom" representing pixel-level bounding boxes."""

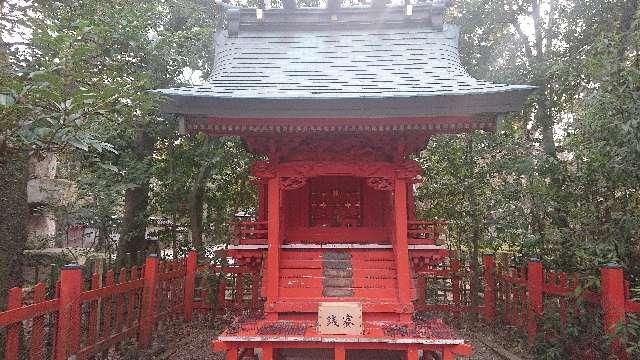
[{"left": 157, "top": 6, "right": 535, "bottom": 117}]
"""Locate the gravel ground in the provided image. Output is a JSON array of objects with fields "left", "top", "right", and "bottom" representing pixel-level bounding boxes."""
[{"left": 111, "top": 316, "right": 532, "bottom": 360}]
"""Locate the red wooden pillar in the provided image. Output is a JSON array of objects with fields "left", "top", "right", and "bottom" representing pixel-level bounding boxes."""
[
  {"left": 265, "top": 175, "right": 281, "bottom": 319},
  {"left": 526, "top": 259, "right": 543, "bottom": 346},
  {"left": 262, "top": 345, "right": 274, "bottom": 360},
  {"left": 184, "top": 251, "right": 197, "bottom": 321},
  {"left": 226, "top": 345, "right": 238, "bottom": 360},
  {"left": 482, "top": 255, "right": 496, "bottom": 322},
  {"left": 139, "top": 255, "right": 159, "bottom": 348},
  {"left": 55, "top": 264, "right": 82, "bottom": 360},
  {"left": 442, "top": 349, "right": 455, "bottom": 360},
  {"left": 406, "top": 347, "right": 419, "bottom": 360},
  {"left": 335, "top": 345, "right": 346, "bottom": 360},
  {"left": 601, "top": 264, "right": 628, "bottom": 359},
  {"left": 394, "top": 177, "right": 412, "bottom": 312}
]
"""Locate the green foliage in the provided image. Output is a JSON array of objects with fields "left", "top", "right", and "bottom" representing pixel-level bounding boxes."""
[{"left": 150, "top": 134, "right": 256, "bottom": 250}]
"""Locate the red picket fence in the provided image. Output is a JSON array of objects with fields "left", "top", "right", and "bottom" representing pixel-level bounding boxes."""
[
  {"left": 5, "top": 250, "right": 640, "bottom": 359},
  {"left": 0, "top": 251, "right": 259, "bottom": 360},
  {"left": 415, "top": 254, "right": 640, "bottom": 359},
  {"left": 414, "top": 253, "right": 490, "bottom": 317},
  {"left": 192, "top": 262, "right": 262, "bottom": 315}
]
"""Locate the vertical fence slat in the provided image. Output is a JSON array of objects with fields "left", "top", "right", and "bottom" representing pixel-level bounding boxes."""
[
  {"left": 601, "top": 264, "right": 628, "bottom": 360},
  {"left": 87, "top": 273, "right": 99, "bottom": 348},
  {"left": 5, "top": 287, "right": 22, "bottom": 360},
  {"left": 114, "top": 268, "right": 127, "bottom": 335},
  {"left": 139, "top": 255, "right": 159, "bottom": 348},
  {"left": 102, "top": 270, "right": 114, "bottom": 342},
  {"left": 482, "top": 255, "right": 496, "bottom": 322},
  {"left": 30, "top": 283, "right": 46, "bottom": 360},
  {"left": 55, "top": 265, "right": 82, "bottom": 360},
  {"left": 527, "top": 260, "right": 543, "bottom": 346},
  {"left": 128, "top": 266, "right": 138, "bottom": 328}
]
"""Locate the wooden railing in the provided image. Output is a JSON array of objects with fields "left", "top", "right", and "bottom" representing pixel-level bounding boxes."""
[
  {"left": 0, "top": 253, "right": 201, "bottom": 360},
  {"left": 231, "top": 221, "right": 268, "bottom": 245},
  {"left": 407, "top": 220, "right": 447, "bottom": 245}
]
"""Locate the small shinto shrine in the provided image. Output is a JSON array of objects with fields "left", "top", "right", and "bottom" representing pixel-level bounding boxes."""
[{"left": 158, "top": 1, "right": 533, "bottom": 359}]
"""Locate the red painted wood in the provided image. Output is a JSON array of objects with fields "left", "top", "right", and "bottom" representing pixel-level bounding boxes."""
[
  {"left": 262, "top": 345, "right": 274, "bottom": 360},
  {"left": 226, "top": 345, "right": 238, "bottom": 360},
  {"left": 87, "top": 273, "right": 99, "bottom": 348},
  {"left": 527, "top": 260, "right": 543, "bottom": 346},
  {"left": 335, "top": 345, "right": 346, "bottom": 360},
  {"left": 30, "top": 283, "right": 46, "bottom": 360},
  {"left": 442, "top": 349, "right": 455, "bottom": 360},
  {"left": 56, "top": 265, "right": 82, "bottom": 360},
  {"left": 139, "top": 256, "right": 159, "bottom": 348},
  {"left": 128, "top": 266, "right": 138, "bottom": 328},
  {"left": 51, "top": 281, "right": 60, "bottom": 356},
  {"left": 407, "top": 348, "right": 419, "bottom": 360},
  {"left": 393, "top": 178, "right": 411, "bottom": 306},
  {"left": 285, "top": 227, "right": 389, "bottom": 244},
  {"left": 482, "top": 255, "right": 496, "bottom": 322},
  {"left": 114, "top": 268, "right": 127, "bottom": 334},
  {"left": 5, "top": 287, "right": 21, "bottom": 360},
  {"left": 251, "top": 272, "right": 260, "bottom": 310},
  {"left": 601, "top": 265, "right": 628, "bottom": 359},
  {"left": 184, "top": 251, "right": 197, "bottom": 321},
  {"left": 199, "top": 115, "right": 476, "bottom": 131},
  {"left": 102, "top": 271, "right": 114, "bottom": 341},
  {"left": 265, "top": 176, "right": 281, "bottom": 317}
]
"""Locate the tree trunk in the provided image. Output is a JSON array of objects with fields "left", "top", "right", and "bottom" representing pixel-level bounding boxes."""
[
  {"left": 117, "top": 127, "right": 155, "bottom": 265},
  {"left": 0, "top": 152, "right": 28, "bottom": 308},
  {"left": 190, "top": 162, "right": 213, "bottom": 248}
]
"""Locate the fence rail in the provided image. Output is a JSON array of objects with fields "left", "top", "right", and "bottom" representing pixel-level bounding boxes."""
[
  {"left": 230, "top": 221, "right": 268, "bottom": 245},
  {"left": 0, "top": 251, "right": 261, "bottom": 360},
  {"left": 3, "top": 251, "right": 640, "bottom": 359}
]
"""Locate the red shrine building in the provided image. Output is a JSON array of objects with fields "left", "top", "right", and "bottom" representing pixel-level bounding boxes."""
[{"left": 158, "top": 1, "right": 533, "bottom": 359}]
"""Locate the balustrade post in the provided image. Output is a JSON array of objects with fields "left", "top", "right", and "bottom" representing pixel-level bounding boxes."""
[
  {"left": 526, "top": 259, "right": 543, "bottom": 346},
  {"left": 139, "top": 254, "right": 159, "bottom": 348},
  {"left": 55, "top": 264, "right": 82, "bottom": 360},
  {"left": 601, "top": 264, "right": 628, "bottom": 359},
  {"left": 482, "top": 255, "right": 496, "bottom": 322},
  {"left": 184, "top": 251, "right": 197, "bottom": 322}
]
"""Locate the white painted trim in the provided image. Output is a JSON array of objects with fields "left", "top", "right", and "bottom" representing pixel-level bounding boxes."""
[
  {"left": 217, "top": 335, "right": 465, "bottom": 345},
  {"left": 227, "top": 244, "right": 447, "bottom": 250}
]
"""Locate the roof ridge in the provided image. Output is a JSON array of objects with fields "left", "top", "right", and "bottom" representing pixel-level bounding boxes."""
[{"left": 220, "top": 3, "right": 452, "bottom": 36}]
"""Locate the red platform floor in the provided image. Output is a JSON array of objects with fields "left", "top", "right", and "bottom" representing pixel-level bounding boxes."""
[{"left": 213, "top": 316, "right": 473, "bottom": 360}]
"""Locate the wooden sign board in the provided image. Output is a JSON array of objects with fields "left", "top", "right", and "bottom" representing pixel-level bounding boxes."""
[{"left": 318, "top": 302, "right": 362, "bottom": 335}]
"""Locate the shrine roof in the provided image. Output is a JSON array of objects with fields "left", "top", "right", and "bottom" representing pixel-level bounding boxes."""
[{"left": 156, "top": 4, "right": 535, "bottom": 118}]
